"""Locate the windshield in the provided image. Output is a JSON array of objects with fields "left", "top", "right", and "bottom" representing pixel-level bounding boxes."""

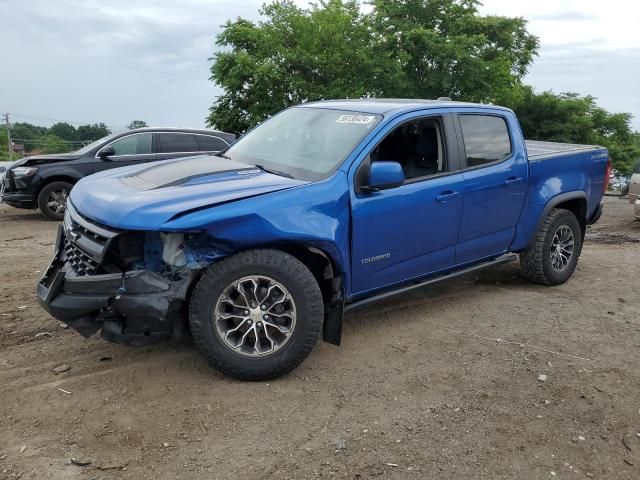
[
  {"left": 225, "top": 107, "right": 382, "bottom": 181},
  {"left": 73, "top": 133, "right": 119, "bottom": 155}
]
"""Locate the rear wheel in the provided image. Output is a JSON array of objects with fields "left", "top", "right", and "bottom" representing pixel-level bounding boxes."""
[
  {"left": 37, "top": 181, "right": 73, "bottom": 220},
  {"left": 520, "top": 208, "right": 582, "bottom": 285},
  {"left": 189, "top": 249, "right": 323, "bottom": 380}
]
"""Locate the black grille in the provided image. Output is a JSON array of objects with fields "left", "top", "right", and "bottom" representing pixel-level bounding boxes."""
[
  {"left": 62, "top": 201, "right": 120, "bottom": 276},
  {"left": 64, "top": 238, "right": 100, "bottom": 276}
]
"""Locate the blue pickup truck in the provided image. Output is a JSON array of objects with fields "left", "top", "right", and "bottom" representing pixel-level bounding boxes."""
[{"left": 37, "top": 99, "right": 610, "bottom": 380}]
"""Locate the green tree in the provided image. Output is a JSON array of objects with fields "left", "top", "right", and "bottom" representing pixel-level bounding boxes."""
[
  {"left": 128, "top": 120, "right": 148, "bottom": 130},
  {"left": 38, "top": 134, "right": 70, "bottom": 154},
  {"left": 10, "top": 122, "right": 48, "bottom": 151},
  {"left": 208, "top": 0, "right": 402, "bottom": 133},
  {"left": 0, "top": 126, "right": 10, "bottom": 161},
  {"left": 208, "top": 0, "right": 639, "bottom": 173},
  {"left": 505, "top": 87, "right": 640, "bottom": 175},
  {"left": 369, "top": 0, "right": 538, "bottom": 101},
  {"left": 77, "top": 123, "right": 111, "bottom": 141},
  {"left": 49, "top": 122, "right": 77, "bottom": 141},
  {"left": 208, "top": 0, "right": 538, "bottom": 133}
]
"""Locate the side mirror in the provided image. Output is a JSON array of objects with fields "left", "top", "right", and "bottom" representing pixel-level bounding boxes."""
[
  {"left": 98, "top": 145, "right": 115, "bottom": 159},
  {"left": 366, "top": 161, "right": 405, "bottom": 191}
]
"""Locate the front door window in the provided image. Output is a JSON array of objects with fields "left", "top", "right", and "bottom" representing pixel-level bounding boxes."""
[{"left": 109, "top": 133, "right": 153, "bottom": 156}]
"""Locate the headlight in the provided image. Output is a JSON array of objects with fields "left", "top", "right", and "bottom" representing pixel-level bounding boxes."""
[{"left": 11, "top": 167, "right": 39, "bottom": 178}]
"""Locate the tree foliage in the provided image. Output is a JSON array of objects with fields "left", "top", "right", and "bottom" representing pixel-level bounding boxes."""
[
  {"left": 209, "top": 0, "right": 390, "bottom": 133},
  {"left": 10, "top": 122, "right": 48, "bottom": 151},
  {"left": 76, "top": 123, "right": 111, "bottom": 141},
  {"left": 208, "top": 0, "right": 538, "bottom": 133},
  {"left": 48, "top": 122, "right": 110, "bottom": 142},
  {"left": 38, "top": 134, "right": 70, "bottom": 154},
  {"left": 128, "top": 120, "right": 148, "bottom": 130},
  {"left": 0, "top": 126, "right": 11, "bottom": 161},
  {"left": 0, "top": 122, "right": 111, "bottom": 157},
  {"left": 209, "top": 0, "right": 638, "bottom": 173},
  {"left": 369, "top": 0, "right": 538, "bottom": 101},
  {"left": 49, "top": 122, "right": 77, "bottom": 142},
  {"left": 505, "top": 87, "right": 640, "bottom": 175}
]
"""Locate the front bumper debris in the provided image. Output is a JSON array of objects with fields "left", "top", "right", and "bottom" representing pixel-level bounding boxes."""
[
  {"left": 1, "top": 191, "right": 37, "bottom": 209},
  {"left": 37, "top": 223, "right": 196, "bottom": 346}
]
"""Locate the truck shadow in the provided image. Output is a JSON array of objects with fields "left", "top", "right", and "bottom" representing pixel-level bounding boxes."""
[{"left": 343, "top": 262, "right": 528, "bottom": 332}]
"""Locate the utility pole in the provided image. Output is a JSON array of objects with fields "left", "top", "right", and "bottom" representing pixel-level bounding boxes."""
[{"left": 3, "top": 113, "right": 12, "bottom": 161}]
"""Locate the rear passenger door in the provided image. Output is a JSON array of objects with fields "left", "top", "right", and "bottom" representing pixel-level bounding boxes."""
[
  {"left": 454, "top": 112, "right": 528, "bottom": 264},
  {"left": 156, "top": 132, "right": 201, "bottom": 161}
]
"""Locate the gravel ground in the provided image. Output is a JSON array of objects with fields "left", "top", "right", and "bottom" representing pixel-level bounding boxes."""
[{"left": 0, "top": 196, "right": 639, "bottom": 479}]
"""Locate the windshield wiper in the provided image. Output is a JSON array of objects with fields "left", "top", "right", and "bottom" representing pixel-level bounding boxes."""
[
  {"left": 216, "top": 152, "right": 231, "bottom": 159},
  {"left": 253, "top": 164, "right": 295, "bottom": 179}
]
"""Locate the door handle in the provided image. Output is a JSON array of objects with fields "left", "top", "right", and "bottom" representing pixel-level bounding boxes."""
[
  {"left": 435, "top": 191, "right": 460, "bottom": 202},
  {"left": 504, "top": 177, "right": 524, "bottom": 186}
]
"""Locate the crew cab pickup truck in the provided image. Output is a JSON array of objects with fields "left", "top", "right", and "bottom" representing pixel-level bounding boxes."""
[{"left": 37, "top": 99, "right": 610, "bottom": 380}]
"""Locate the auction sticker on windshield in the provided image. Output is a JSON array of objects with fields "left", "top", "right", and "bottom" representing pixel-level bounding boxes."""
[{"left": 335, "top": 114, "right": 377, "bottom": 124}]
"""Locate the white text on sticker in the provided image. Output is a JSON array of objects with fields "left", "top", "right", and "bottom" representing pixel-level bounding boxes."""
[{"left": 336, "top": 114, "right": 376, "bottom": 124}]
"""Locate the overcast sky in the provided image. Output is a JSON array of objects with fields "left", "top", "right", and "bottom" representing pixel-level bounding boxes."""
[{"left": 0, "top": 0, "right": 638, "bottom": 134}]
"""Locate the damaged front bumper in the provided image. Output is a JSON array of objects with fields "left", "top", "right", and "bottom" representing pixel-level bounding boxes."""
[{"left": 37, "top": 224, "right": 196, "bottom": 346}]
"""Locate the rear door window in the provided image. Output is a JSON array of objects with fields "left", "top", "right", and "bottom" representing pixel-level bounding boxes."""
[
  {"left": 459, "top": 115, "right": 512, "bottom": 168},
  {"left": 158, "top": 133, "right": 199, "bottom": 153},
  {"left": 196, "top": 135, "right": 229, "bottom": 152}
]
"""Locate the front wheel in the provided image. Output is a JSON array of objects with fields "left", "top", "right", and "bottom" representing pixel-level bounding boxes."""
[
  {"left": 37, "top": 181, "right": 73, "bottom": 220},
  {"left": 520, "top": 208, "right": 583, "bottom": 285},
  {"left": 189, "top": 249, "right": 324, "bottom": 380}
]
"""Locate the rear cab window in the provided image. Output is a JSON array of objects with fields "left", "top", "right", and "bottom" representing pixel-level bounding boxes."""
[
  {"left": 459, "top": 115, "right": 512, "bottom": 168},
  {"left": 196, "top": 135, "right": 229, "bottom": 152},
  {"left": 158, "top": 133, "right": 199, "bottom": 153}
]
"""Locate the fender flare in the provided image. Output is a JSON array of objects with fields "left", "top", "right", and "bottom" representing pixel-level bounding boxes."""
[{"left": 526, "top": 191, "right": 588, "bottom": 249}]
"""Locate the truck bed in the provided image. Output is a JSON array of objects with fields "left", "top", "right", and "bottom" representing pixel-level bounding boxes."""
[{"left": 525, "top": 140, "right": 602, "bottom": 161}]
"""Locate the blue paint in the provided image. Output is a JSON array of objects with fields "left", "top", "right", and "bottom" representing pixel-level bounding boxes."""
[
  {"left": 70, "top": 100, "right": 608, "bottom": 303},
  {"left": 368, "top": 161, "right": 405, "bottom": 189}
]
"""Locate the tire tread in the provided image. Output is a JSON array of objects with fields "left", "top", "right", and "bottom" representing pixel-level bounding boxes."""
[
  {"left": 519, "top": 208, "right": 581, "bottom": 286},
  {"left": 189, "top": 249, "right": 323, "bottom": 380}
]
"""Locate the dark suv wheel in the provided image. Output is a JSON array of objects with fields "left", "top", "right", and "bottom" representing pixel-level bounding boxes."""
[
  {"left": 189, "top": 249, "right": 324, "bottom": 380},
  {"left": 37, "top": 181, "right": 73, "bottom": 221},
  {"left": 520, "top": 208, "right": 583, "bottom": 285}
]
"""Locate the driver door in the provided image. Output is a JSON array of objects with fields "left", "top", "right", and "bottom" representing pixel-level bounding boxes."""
[
  {"left": 350, "top": 113, "right": 465, "bottom": 296},
  {"left": 92, "top": 132, "right": 156, "bottom": 174}
]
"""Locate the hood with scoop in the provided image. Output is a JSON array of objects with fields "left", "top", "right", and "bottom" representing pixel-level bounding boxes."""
[{"left": 70, "top": 155, "right": 308, "bottom": 230}]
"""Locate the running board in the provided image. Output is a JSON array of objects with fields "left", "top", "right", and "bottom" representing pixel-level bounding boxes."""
[{"left": 345, "top": 254, "right": 518, "bottom": 312}]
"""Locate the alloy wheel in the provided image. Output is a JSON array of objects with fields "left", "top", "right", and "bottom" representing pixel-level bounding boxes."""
[
  {"left": 214, "top": 275, "right": 297, "bottom": 357},
  {"left": 550, "top": 225, "right": 574, "bottom": 272}
]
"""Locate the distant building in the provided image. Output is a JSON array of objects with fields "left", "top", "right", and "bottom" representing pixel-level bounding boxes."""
[{"left": 11, "top": 142, "right": 25, "bottom": 154}]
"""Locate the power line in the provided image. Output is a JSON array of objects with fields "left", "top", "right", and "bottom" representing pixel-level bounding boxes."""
[{"left": 7, "top": 111, "right": 128, "bottom": 131}]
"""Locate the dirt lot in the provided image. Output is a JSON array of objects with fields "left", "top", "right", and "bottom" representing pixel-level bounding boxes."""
[{"left": 1, "top": 196, "right": 639, "bottom": 479}]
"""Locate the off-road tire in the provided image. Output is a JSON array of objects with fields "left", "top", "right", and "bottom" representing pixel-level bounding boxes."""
[
  {"left": 37, "top": 181, "right": 73, "bottom": 221},
  {"left": 189, "top": 249, "right": 323, "bottom": 380},
  {"left": 520, "top": 208, "right": 582, "bottom": 286}
]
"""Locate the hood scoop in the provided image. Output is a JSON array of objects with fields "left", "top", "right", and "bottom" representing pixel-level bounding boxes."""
[
  {"left": 119, "top": 156, "right": 260, "bottom": 191},
  {"left": 70, "top": 154, "right": 308, "bottom": 230}
]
